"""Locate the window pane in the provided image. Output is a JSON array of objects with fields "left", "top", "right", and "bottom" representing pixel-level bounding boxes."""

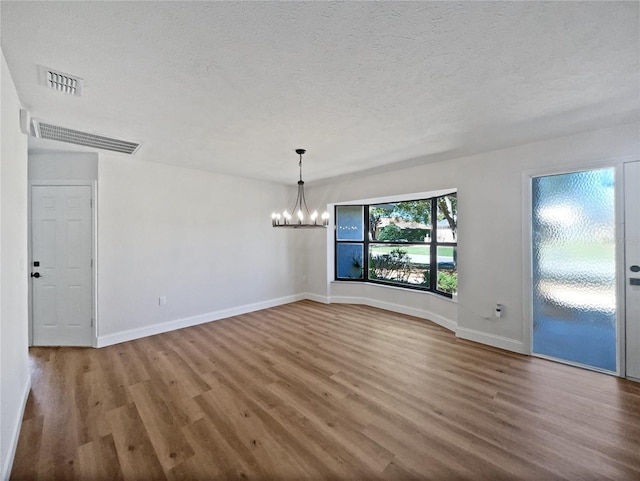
[
  {"left": 368, "top": 244, "right": 430, "bottom": 286},
  {"left": 369, "top": 200, "right": 431, "bottom": 242},
  {"left": 336, "top": 205, "right": 364, "bottom": 241},
  {"left": 336, "top": 243, "right": 364, "bottom": 279},
  {"left": 437, "top": 245, "right": 457, "bottom": 294},
  {"left": 532, "top": 168, "right": 616, "bottom": 372},
  {"left": 436, "top": 194, "right": 457, "bottom": 242}
]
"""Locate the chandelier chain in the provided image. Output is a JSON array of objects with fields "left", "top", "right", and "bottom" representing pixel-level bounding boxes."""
[{"left": 299, "top": 154, "right": 303, "bottom": 183}]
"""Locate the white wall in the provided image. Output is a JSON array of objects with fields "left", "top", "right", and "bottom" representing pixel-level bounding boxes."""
[
  {"left": 0, "top": 50, "right": 30, "bottom": 481},
  {"left": 304, "top": 122, "right": 640, "bottom": 353},
  {"left": 96, "top": 154, "right": 305, "bottom": 345},
  {"left": 29, "top": 152, "right": 98, "bottom": 180}
]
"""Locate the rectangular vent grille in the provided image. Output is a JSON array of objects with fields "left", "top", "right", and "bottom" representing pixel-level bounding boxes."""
[
  {"left": 36, "top": 122, "right": 140, "bottom": 154},
  {"left": 38, "top": 66, "right": 83, "bottom": 96},
  {"left": 48, "top": 71, "right": 79, "bottom": 94}
]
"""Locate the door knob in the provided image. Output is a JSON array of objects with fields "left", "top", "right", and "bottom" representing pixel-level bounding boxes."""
[
  {"left": 631, "top": 265, "right": 640, "bottom": 272},
  {"left": 31, "top": 272, "right": 41, "bottom": 278}
]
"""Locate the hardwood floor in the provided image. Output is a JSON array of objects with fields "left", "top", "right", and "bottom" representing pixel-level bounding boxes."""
[{"left": 10, "top": 300, "right": 640, "bottom": 480}]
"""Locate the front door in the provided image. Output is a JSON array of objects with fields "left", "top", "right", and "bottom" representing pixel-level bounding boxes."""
[
  {"left": 31, "top": 185, "right": 93, "bottom": 346},
  {"left": 624, "top": 161, "right": 640, "bottom": 380}
]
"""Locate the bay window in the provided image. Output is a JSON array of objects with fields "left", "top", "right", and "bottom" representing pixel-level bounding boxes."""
[{"left": 335, "top": 193, "right": 457, "bottom": 298}]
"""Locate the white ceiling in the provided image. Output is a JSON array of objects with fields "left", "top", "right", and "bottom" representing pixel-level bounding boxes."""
[{"left": 1, "top": 1, "right": 638, "bottom": 185}]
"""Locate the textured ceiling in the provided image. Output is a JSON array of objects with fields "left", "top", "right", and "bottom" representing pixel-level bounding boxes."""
[{"left": 1, "top": 1, "right": 638, "bottom": 184}]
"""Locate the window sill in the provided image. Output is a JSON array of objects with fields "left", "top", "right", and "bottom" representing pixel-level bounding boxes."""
[{"left": 330, "top": 280, "right": 458, "bottom": 303}]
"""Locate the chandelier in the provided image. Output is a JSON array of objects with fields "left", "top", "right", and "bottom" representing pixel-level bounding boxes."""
[{"left": 272, "top": 149, "right": 329, "bottom": 228}]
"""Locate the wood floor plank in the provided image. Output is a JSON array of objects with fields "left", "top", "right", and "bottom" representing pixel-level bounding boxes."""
[
  {"left": 75, "top": 434, "right": 124, "bottom": 481},
  {"left": 266, "top": 380, "right": 394, "bottom": 473},
  {"left": 146, "top": 341, "right": 211, "bottom": 399},
  {"left": 107, "top": 403, "right": 167, "bottom": 481},
  {"left": 191, "top": 388, "right": 267, "bottom": 478},
  {"left": 268, "top": 403, "right": 382, "bottom": 480},
  {"left": 127, "top": 381, "right": 196, "bottom": 472},
  {"left": 194, "top": 375, "right": 311, "bottom": 480},
  {"left": 11, "top": 300, "right": 640, "bottom": 480},
  {"left": 178, "top": 417, "right": 255, "bottom": 481}
]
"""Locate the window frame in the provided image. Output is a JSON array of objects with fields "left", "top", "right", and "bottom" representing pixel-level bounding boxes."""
[{"left": 334, "top": 193, "right": 457, "bottom": 298}]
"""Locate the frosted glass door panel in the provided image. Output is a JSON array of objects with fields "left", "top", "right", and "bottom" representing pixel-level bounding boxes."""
[{"left": 532, "top": 168, "right": 616, "bottom": 372}]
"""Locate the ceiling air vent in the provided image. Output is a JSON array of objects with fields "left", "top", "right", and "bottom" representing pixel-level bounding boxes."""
[
  {"left": 38, "top": 66, "right": 83, "bottom": 96},
  {"left": 32, "top": 120, "right": 141, "bottom": 155}
]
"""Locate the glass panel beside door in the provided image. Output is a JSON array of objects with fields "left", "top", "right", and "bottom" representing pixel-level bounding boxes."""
[{"left": 531, "top": 168, "right": 617, "bottom": 372}]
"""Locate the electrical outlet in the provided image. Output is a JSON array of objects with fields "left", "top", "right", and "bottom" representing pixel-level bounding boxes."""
[{"left": 159, "top": 296, "right": 167, "bottom": 306}]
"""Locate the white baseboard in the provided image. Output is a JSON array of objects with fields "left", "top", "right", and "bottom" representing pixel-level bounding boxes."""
[
  {"left": 301, "top": 292, "right": 330, "bottom": 304},
  {"left": 1, "top": 375, "right": 31, "bottom": 481},
  {"left": 323, "top": 294, "right": 525, "bottom": 355},
  {"left": 329, "top": 295, "right": 458, "bottom": 332},
  {"left": 96, "top": 292, "right": 523, "bottom": 356},
  {"left": 97, "top": 293, "right": 307, "bottom": 347},
  {"left": 455, "top": 326, "right": 526, "bottom": 354}
]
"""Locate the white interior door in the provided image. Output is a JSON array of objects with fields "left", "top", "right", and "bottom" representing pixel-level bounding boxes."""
[
  {"left": 625, "top": 161, "right": 640, "bottom": 380},
  {"left": 31, "top": 185, "right": 93, "bottom": 346}
]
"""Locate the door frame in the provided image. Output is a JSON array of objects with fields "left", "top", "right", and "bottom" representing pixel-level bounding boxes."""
[
  {"left": 28, "top": 180, "right": 98, "bottom": 347},
  {"left": 522, "top": 158, "right": 632, "bottom": 377},
  {"left": 623, "top": 160, "right": 640, "bottom": 381}
]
